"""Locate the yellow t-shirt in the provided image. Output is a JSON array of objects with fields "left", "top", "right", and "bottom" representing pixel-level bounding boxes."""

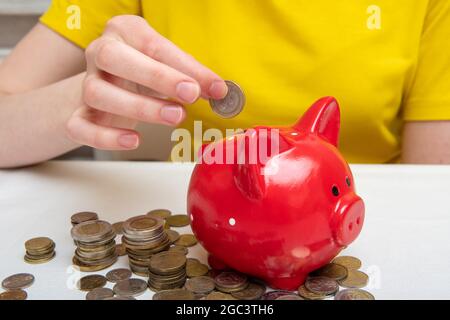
[{"left": 40, "top": 0, "right": 450, "bottom": 163}]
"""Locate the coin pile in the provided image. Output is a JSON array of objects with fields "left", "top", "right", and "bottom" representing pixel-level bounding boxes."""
[
  {"left": 214, "top": 271, "right": 249, "bottom": 293},
  {"left": 148, "top": 251, "right": 187, "bottom": 291},
  {"left": 71, "top": 220, "right": 117, "bottom": 272},
  {"left": 297, "top": 255, "right": 374, "bottom": 300},
  {"left": 209, "top": 80, "right": 246, "bottom": 119},
  {"left": 0, "top": 273, "right": 34, "bottom": 300},
  {"left": 122, "top": 215, "right": 170, "bottom": 276},
  {"left": 24, "top": 237, "right": 56, "bottom": 264}
]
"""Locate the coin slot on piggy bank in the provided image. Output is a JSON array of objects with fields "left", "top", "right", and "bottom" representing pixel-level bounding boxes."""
[{"left": 188, "top": 96, "right": 365, "bottom": 290}]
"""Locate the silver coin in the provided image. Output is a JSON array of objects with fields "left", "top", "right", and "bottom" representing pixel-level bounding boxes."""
[
  {"left": 113, "top": 279, "right": 148, "bottom": 297},
  {"left": 209, "top": 80, "right": 245, "bottom": 118},
  {"left": 335, "top": 289, "right": 375, "bottom": 300},
  {"left": 305, "top": 277, "right": 339, "bottom": 296}
]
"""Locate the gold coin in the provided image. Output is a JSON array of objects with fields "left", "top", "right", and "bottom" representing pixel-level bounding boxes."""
[
  {"left": 77, "top": 275, "right": 107, "bottom": 291},
  {"left": 129, "top": 217, "right": 157, "bottom": 230},
  {"left": 112, "top": 222, "right": 124, "bottom": 235},
  {"left": 298, "top": 285, "right": 328, "bottom": 300},
  {"left": 86, "top": 287, "right": 114, "bottom": 300},
  {"left": 310, "top": 263, "right": 348, "bottom": 281},
  {"left": 153, "top": 289, "right": 195, "bottom": 300},
  {"left": 186, "top": 260, "right": 209, "bottom": 278},
  {"left": 115, "top": 243, "right": 127, "bottom": 256},
  {"left": 0, "top": 290, "right": 27, "bottom": 300},
  {"left": 147, "top": 209, "right": 172, "bottom": 219},
  {"left": 166, "top": 215, "right": 190, "bottom": 228},
  {"left": 338, "top": 270, "right": 369, "bottom": 288},
  {"left": 149, "top": 252, "right": 186, "bottom": 275},
  {"left": 175, "top": 234, "right": 198, "bottom": 247},
  {"left": 169, "top": 245, "right": 189, "bottom": 255},
  {"left": 166, "top": 230, "right": 180, "bottom": 244},
  {"left": 25, "top": 237, "right": 54, "bottom": 251},
  {"left": 1, "top": 273, "right": 34, "bottom": 290},
  {"left": 205, "top": 291, "right": 237, "bottom": 300},
  {"left": 71, "top": 211, "right": 99, "bottom": 225},
  {"left": 72, "top": 256, "right": 117, "bottom": 272},
  {"left": 335, "top": 288, "right": 375, "bottom": 300},
  {"left": 24, "top": 251, "right": 56, "bottom": 264},
  {"left": 332, "top": 256, "right": 362, "bottom": 270}
]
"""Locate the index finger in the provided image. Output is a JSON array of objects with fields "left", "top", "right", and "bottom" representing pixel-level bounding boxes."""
[{"left": 105, "top": 16, "right": 228, "bottom": 100}]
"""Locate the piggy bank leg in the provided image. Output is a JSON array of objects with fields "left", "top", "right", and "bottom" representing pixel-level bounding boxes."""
[
  {"left": 208, "top": 254, "right": 230, "bottom": 271},
  {"left": 265, "top": 274, "right": 308, "bottom": 291}
]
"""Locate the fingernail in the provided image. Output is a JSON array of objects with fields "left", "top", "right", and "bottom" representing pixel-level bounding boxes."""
[
  {"left": 118, "top": 134, "right": 139, "bottom": 149},
  {"left": 176, "top": 81, "right": 200, "bottom": 103},
  {"left": 160, "top": 105, "right": 184, "bottom": 124},
  {"left": 209, "top": 80, "right": 228, "bottom": 100}
]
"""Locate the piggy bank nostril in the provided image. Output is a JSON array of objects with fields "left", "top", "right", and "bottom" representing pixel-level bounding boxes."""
[
  {"left": 356, "top": 217, "right": 361, "bottom": 225},
  {"left": 348, "top": 223, "right": 353, "bottom": 231}
]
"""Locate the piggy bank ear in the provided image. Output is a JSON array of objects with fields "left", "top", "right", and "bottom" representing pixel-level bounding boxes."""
[{"left": 294, "top": 97, "right": 340, "bottom": 147}]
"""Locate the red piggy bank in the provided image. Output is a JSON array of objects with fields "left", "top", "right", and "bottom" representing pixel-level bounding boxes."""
[{"left": 187, "top": 97, "right": 365, "bottom": 290}]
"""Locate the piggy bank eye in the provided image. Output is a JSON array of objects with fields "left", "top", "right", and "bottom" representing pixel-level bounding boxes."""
[
  {"left": 332, "top": 185, "right": 340, "bottom": 197},
  {"left": 346, "top": 176, "right": 351, "bottom": 187}
]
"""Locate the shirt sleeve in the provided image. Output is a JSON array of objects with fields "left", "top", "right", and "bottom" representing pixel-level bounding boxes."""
[
  {"left": 40, "top": 0, "right": 141, "bottom": 49},
  {"left": 403, "top": 0, "right": 450, "bottom": 121}
]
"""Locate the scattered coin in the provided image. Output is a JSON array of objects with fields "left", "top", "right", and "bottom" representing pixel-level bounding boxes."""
[
  {"left": 186, "top": 259, "right": 209, "bottom": 278},
  {"left": 305, "top": 277, "right": 339, "bottom": 296},
  {"left": 106, "top": 269, "right": 133, "bottom": 283},
  {"left": 103, "top": 296, "right": 136, "bottom": 300},
  {"left": 71, "top": 212, "right": 99, "bottom": 226},
  {"left": 153, "top": 289, "right": 195, "bottom": 300},
  {"left": 115, "top": 243, "right": 126, "bottom": 256},
  {"left": 335, "top": 288, "right": 375, "bottom": 300},
  {"left": 169, "top": 245, "right": 189, "bottom": 255},
  {"left": 338, "top": 270, "right": 369, "bottom": 288},
  {"left": 262, "top": 290, "right": 296, "bottom": 300},
  {"left": 166, "top": 230, "right": 180, "bottom": 244},
  {"left": 0, "top": 290, "right": 28, "bottom": 300},
  {"left": 147, "top": 209, "right": 172, "bottom": 219},
  {"left": 185, "top": 276, "right": 216, "bottom": 294},
  {"left": 113, "top": 279, "right": 148, "bottom": 297},
  {"left": 310, "top": 263, "right": 348, "bottom": 281},
  {"left": 77, "top": 275, "right": 107, "bottom": 291},
  {"left": 205, "top": 291, "right": 237, "bottom": 300},
  {"left": 298, "top": 285, "right": 328, "bottom": 300},
  {"left": 231, "top": 282, "right": 266, "bottom": 300},
  {"left": 209, "top": 80, "right": 245, "bottom": 119},
  {"left": 166, "top": 215, "right": 190, "bottom": 228},
  {"left": 332, "top": 256, "right": 362, "bottom": 270},
  {"left": 86, "top": 287, "right": 115, "bottom": 300},
  {"left": 1, "top": 273, "right": 35, "bottom": 290},
  {"left": 112, "top": 222, "right": 124, "bottom": 235},
  {"left": 276, "top": 294, "right": 304, "bottom": 300},
  {"left": 214, "top": 271, "right": 248, "bottom": 293},
  {"left": 175, "top": 234, "right": 198, "bottom": 247}
]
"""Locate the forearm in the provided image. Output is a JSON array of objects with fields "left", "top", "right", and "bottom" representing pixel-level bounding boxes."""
[{"left": 0, "top": 74, "right": 84, "bottom": 168}]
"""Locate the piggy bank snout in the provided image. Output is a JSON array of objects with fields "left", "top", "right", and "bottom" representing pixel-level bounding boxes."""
[{"left": 333, "top": 194, "right": 365, "bottom": 246}]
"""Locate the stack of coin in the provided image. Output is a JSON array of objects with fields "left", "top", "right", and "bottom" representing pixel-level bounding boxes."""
[
  {"left": 71, "top": 211, "right": 99, "bottom": 227},
  {"left": 24, "top": 237, "right": 56, "bottom": 264},
  {"left": 71, "top": 220, "right": 117, "bottom": 272},
  {"left": 148, "top": 251, "right": 187, "bottom": 291},
  {"left": 214, "top": 271, "right": 249, "bottom": 293},
  {"left": 122, "top": 215, "right": 171, "bottom": 276}
]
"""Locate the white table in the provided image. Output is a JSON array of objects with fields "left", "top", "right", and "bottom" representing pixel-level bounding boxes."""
[{"left": 0, "top": 161, "right": 449, "bottom": 300}]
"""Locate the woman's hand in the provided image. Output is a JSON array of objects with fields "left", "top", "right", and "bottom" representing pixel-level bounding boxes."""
[{"left": 67, "top": 15, "right": 228, "bottom": 150}]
